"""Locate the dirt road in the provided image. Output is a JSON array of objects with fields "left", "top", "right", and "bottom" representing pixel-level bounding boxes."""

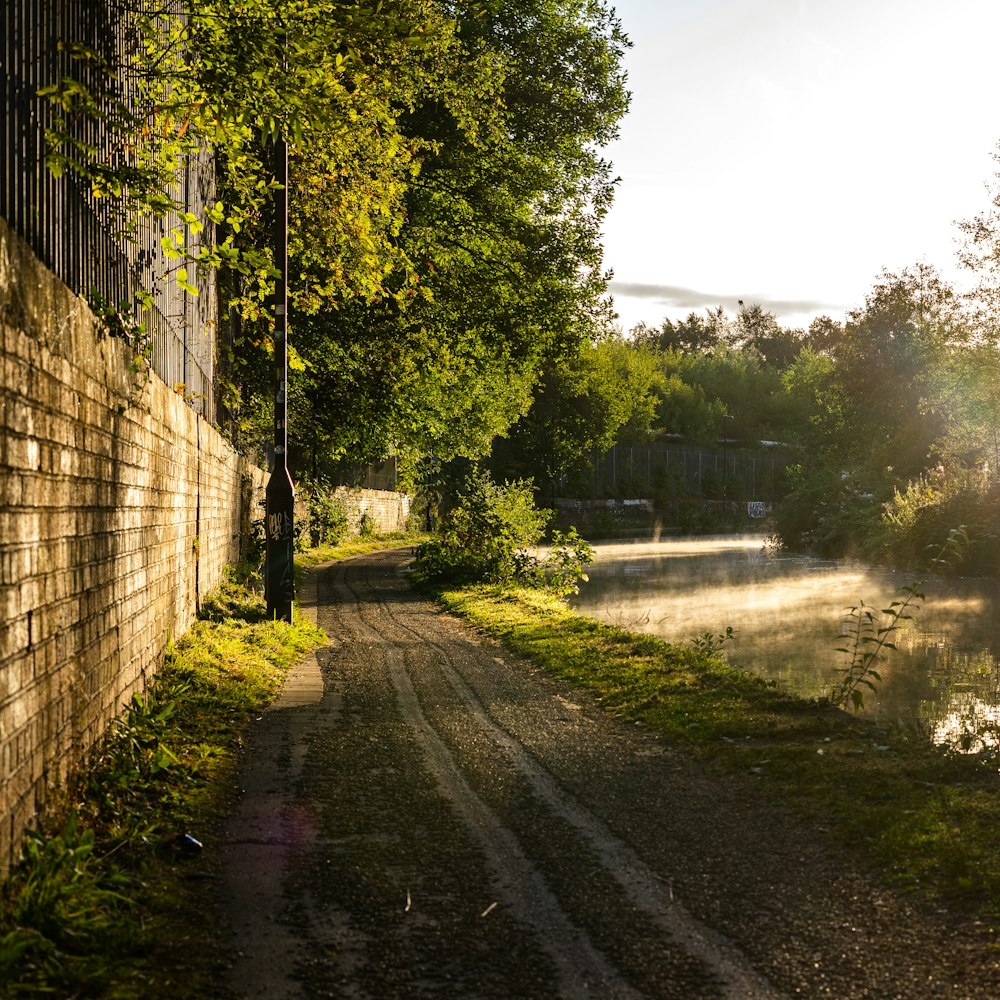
[{"left": 217, "top": 550, "right": 1000, "bottom": 998}]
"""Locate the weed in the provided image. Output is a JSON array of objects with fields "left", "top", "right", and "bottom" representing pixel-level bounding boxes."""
[
  {"left": 832, "top": 594, "right": 914, "bottom": 712},
  {"left": 687, "top": 626, "right": 735, "bottom": 655},
  {"left": 831, "top": 526, "right": 968, "bottom": 711},
  {"left": 298, "top": 476, "right": 350, "bottom": 550},
  {"left": 0, "top": 811, "right": 137, "bottom": 992},
  {"left": 514, "top": 529, "right": 595, "bottom": 597},
  {"left": 89, "top": 291, "right": 153, "bottom": 402}
]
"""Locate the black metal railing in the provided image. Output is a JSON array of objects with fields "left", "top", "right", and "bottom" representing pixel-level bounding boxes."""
[
  {"left": 2, "top": 0, "right": 216, "bottom": 419},
  {"left": 585, "top": 440, "right": 792, "bottom": 503}
]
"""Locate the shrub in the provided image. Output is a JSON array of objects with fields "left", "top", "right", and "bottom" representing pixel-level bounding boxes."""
[
  {"left": 414, "top": 469, "right": 550, "bottom": 585},
  {"left": 525, "top": 528, "right": 594, "bottom": 597},
  {"left": 412, "top": 470, "right": 594, "bottom": 595},
  {"left": 298, "top": 477, "right": 349, "bottom": 550},
  {"left": 880, "top": 468, "right": 1000, "bottom": 573}
]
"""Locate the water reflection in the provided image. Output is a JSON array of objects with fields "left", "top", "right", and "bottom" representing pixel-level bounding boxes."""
[{"left": 570, "top": 535, "right": 1000, "bottom": 751}]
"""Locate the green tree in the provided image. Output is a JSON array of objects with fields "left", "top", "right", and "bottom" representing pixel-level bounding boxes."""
[
  {"left": 287, "top": 0, "right": 632, "bottom": 474},
  {"left": 44, "top": 0, "right": 458, "bottom": 312},
  {"left": 632, "top": 312, "right": 724, "bottom": 354},
  {"left": 957, "top": 145, "right": 1000, "bottom": 342},
  {"left": 803, "top": 315, "right": 844, "bottom": 355},
  {"left": 653, "top": 372, "right": 725, "bottom": 443},
  {"left": 774, "top": 266, "right": 971, "bottom": 555},
  {"left": 44, "top": 0, "right": 632, "bottom": 473},
  {"left": 42, "top": 0, "right": 470, "bottom": 443},
  {"left": 491, "top": 335, "right": 659, "bottom": 496},
  {"left": 735, "top": 302, "right": 804, "bottom": 367}
]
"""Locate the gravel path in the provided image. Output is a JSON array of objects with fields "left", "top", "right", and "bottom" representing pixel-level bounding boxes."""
[{"left": 217, "top": 550, "right": 1000, "bottom": 998}]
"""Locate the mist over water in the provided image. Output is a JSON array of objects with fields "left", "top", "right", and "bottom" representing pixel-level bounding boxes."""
[{"left": 570, "top": 535, "right": 1000, "bottom": 751}]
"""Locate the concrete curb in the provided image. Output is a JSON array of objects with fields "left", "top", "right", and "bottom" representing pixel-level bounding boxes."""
[{"left": 267, "top": 567, "right": 326, "bottom": 711}]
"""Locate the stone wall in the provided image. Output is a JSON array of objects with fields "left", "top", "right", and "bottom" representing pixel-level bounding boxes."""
[{"left": 0, "top": 218, "right": 263, "bottom": 873}]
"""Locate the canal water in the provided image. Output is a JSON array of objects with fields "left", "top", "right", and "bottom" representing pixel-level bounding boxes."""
[{"left": 569, "top": 535, "right": 1000, "bottom": 752}]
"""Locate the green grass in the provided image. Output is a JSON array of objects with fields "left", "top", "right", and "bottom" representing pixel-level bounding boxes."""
[
  {"left": 436, "top": 584, "right": 1000, "bottom": 927},
  {"left": 0, "top": 570, "right": 326, "bottom": 998},
  {"left": 294, "top": 530, "right": 428, "bottom": 570}
]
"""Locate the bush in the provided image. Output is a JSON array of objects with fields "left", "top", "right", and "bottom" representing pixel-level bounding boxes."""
[
  {"left": 412, "top": 469, "right": 593, "bottom": 594},
  {"left": 298, "top": 477, "right": 349, "bottom": 550},
  {"left": 525, "top": 529, "right": 594, "bottom": 597},
  {"left": 880, "top": 469, "right": 1000, "bottom": 573},
  {"left": 774, "top": 464, "right": 884, "bottom": 557},
  {"left": 414, "top": 470, "right": 549, "bottom": 585}
]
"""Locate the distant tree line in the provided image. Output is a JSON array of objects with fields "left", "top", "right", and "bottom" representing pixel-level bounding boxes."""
[{"left": 490, "top": 233, "right": 1000, "bottom": 569}]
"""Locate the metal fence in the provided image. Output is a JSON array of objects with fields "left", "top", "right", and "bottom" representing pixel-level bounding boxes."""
[
  {"left": 2, "top": 0, "right": 216, "bottom": 419},
  {"left": 582, "top": 440, "right": 792, "bottom": 503}
]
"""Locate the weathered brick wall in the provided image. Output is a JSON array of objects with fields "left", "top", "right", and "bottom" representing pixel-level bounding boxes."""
[
  {"left": 336, "top": 487, "right": 412, "bottom": 534},
  {"left": 293, "top": 486, "right": 413, "bottom": 544},
  {"left": 0, "top": 218, "right": 263, "bottom": 873}
]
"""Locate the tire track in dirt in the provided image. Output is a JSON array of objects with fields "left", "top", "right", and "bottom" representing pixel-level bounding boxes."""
[
  {"left": 327, "top": 552, "right": 782, "bottom": 999},
  {"left": 325, "top": 561, "right": 648, "bottom": 999},
  {"left": 219, "top": 550, "right": 1000, "bottom": 999}
]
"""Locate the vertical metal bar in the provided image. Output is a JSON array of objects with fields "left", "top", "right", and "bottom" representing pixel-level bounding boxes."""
[
  {"left": 17, "top": 0, "right": 28, "bottom": 243},
  {"left": 24, "top": 0, "right": 33, "bottom": 251},
  {"left": 2, "top": 0, "right": 10, "bottom": 229},
  {"left": 183, "top": 153, "right": 190, "bottom": 393},
  {"left": 46, "top": 0, "right": 57, "bottom": 282}
]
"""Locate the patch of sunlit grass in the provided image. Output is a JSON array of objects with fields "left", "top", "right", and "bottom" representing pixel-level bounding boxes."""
[
  {"left": 294, "top": 531, "right": 429, "bottom": 570},
  {"left": 0, "top": 576, "right": 327, "bottom": 997}
]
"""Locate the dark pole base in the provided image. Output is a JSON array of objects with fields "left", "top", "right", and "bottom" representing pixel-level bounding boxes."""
[{"left": 265, "top": 464, "right": 295, "bottom": 622}]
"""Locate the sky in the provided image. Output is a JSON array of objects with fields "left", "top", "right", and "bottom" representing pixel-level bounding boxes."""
[{"left": 601, "top": 0, "right": 1000, "bottom": 335}]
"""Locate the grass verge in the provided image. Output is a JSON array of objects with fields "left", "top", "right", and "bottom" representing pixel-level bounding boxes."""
[
  {"left": 436, "top": 583, "right": 1000, "bottom": 929},
  {"left": 294, "top": 530, "right": 428, "bottom": 571},
  {"left": 0, "top": 572, "right": 326, "bottom": 998}
]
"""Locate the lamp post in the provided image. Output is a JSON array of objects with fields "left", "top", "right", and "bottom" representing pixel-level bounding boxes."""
[{"left": 264, "top": 129, "right": 295, "bottom": 622}]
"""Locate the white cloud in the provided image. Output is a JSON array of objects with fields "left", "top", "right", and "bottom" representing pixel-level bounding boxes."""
[{"left": 608, "top": 281, "right": 843, "bottom": 316}]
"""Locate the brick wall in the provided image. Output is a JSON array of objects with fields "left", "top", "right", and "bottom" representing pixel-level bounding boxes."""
[
  {"left": 293, "top": 486, "right": 413, "bottom": 546},
  {"left": 335, "top": 487, "right": 412, "bottom": 534},
  {"left": 0, "top": 218, "right": 263, "bottom": 873}
]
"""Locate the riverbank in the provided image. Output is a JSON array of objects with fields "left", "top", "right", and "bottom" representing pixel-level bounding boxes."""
[
  {"left": 572, "top": 533, "right": 1000, "bottom": 748},
  {"left": 437, "top": 583, "right": 1000, "bottom": 924}
]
